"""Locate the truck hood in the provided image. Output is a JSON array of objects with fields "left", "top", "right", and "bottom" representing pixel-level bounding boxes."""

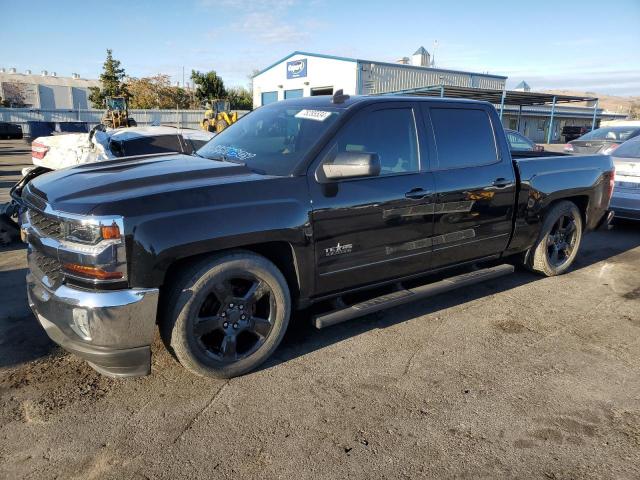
[{"left": 28, "top": 153, "right": 261, "bottom": 215}]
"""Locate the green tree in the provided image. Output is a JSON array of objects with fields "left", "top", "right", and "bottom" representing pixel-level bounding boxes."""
[
  {"left": 128, "top": 74, "right": 192, "bottom": 109},
  {"left": 89, "top": 49, "right": 129, "bottom": 108},
  {"left": 630, "top": 102, "right": 640, "bottom": 120},
  {"left": 190, "top": 70, "right": 226, "bottom": 105},
  {"left": 227, "top": 86, "right": 252, "bottom": 110}
]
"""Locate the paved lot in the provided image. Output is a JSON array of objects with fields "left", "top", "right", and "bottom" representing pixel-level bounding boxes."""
[{"left": 1, "top": 139, "right": 639, "bottom": 479}]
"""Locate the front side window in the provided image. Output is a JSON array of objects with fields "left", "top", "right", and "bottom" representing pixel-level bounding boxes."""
[
  {"left": 197, "top": 103, "right": 341, "bottom": 176},
  {"left": 429, "top": 108, "right": 497, "bottom": 169},
  {"left": 327, "top": 108, "right": 419, "bottom": 175}
]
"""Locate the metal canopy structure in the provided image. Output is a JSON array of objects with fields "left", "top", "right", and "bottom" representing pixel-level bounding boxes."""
[{"left": 386, "top": 85, "right": 600, "bottom": 143}]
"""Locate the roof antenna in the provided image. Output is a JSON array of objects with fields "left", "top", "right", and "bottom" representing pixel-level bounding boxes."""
[{"left": 332, "top": 89, "right": 350, "bottom": 104}]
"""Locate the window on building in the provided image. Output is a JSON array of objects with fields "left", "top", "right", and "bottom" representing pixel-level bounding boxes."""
[
  {"left": 311, "top": 87, "right": 334, "bottom": 96},
  {"left": 429, "top": 108, "right": 497, "bottom": 169},
  {"left": 284, "top": 89, "right": 304, "bottom": 100},
  {"left": 327, "top": 108, "right": 419, "bottom": 175},
  {"left": 261, "top": 91, "right": 278, "bottom": 106}
]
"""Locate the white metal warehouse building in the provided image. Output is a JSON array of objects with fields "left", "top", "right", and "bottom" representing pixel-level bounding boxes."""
[
  {"left": 252, "top": 49, "right": 626, "bottom": 143},
  {"left": 0, "top": 68, "right": 99, "bottom": 109},
  {"left": 252, "top": 49, "right": 506, "bottom": 108}
]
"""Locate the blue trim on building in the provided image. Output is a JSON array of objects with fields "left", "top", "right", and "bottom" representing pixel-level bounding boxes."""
[{"left": 253, "top": 51, "right": 507, "bottom": 80}]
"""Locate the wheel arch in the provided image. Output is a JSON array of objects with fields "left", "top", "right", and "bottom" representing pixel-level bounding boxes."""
[
  {"left": 547, "top": 195, "right": 589, "bottom": 230},
  {"left": 160, "top": 241, "right": 302, "bottom": 306}
]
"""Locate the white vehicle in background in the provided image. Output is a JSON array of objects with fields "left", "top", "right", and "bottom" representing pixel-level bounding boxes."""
[
  {"left": 28, "top": 126, "right": 214, "bottom": 173},
  {"left": 1, "top": 126, "right": 215, "bottom": 243},
  {"left": 611, "top": 135, "right": 640, "bottom": 221}
]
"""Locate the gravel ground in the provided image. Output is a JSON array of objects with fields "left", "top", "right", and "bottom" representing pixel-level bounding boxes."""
[{"left": 1, "top": 139, "right": 639, "bottom": 479}]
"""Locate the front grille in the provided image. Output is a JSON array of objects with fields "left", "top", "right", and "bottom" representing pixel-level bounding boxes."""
[
  {"left": 32, "top": 249, "right": 63, "bottom": 286},
  {"left": 28, "top": 209, "right": 62, "bottom": 239}
]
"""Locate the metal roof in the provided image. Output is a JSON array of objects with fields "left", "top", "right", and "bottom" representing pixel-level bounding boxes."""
[
  {"left": 253, "top": 51, "right": 507, "bottom": 80},
  {"left": 386, "top": 85, "right": 597, "bottom": 106}
]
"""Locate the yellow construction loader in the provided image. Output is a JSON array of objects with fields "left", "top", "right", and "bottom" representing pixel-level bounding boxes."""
[
  {"left": 102, "top": 97, "right": 136, "bottom": 129},
  {"left": 200, "top": 99, "right": 237, "bottom": 133}
]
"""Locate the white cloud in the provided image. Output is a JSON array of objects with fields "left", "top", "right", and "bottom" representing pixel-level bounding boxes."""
[
  {"left": 199, "top": 0, "right": 297, "bottom": 10},
  {"left": 231, "top": 12, "right": 310, "bottom": 44}
]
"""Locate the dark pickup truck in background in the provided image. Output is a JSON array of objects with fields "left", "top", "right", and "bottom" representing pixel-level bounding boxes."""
[{"left": 22, "top": 94, "right": 615, "bottom": 378}]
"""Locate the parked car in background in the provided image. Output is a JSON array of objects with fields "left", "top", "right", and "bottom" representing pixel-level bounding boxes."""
[
  {"left": 0, "top": 122, "right": 23, "bottom": 139},
  {"left": 610, "top": 135, "right": 640, "bottom": 221},
  {"left": 505, "top": 129, "right": 544, "bottom": 152},
  {"left": 1, "top": 126, "right": 216, "bottom": 242},
  {"left": 565, "top": 126, "right": 640, "bottom": 155},
  {"left": 562, "top": 125, "right": 591, "bottom": 142},
  {"left": 30, "top": 126, "right": 214, "bottom": 171}
]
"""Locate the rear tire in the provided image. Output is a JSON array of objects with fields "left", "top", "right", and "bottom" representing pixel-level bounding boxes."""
[
  {"left": 161, "top": 251, "right": 291, "bottom": 378},
  {"left": 526, "top": 200, "right": 583, "bottom": 276}
]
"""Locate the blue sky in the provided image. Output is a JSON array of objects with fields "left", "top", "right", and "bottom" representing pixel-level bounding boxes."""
[{"left": 2, "top": 0, "right": 639, "bottom": 95}]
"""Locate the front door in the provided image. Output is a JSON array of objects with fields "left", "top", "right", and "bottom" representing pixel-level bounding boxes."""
[
  {"left": 422, "top": 104, "right": 517, "bottom": 269},
  {"left": 308, "top": 103, "right": 436, "bottom": 296}
]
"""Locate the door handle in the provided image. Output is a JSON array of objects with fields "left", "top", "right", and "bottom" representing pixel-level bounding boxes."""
[
  {"left": 492, "top": 178, "right": 510, "bottom": 188},
  {"left": 405, "top": 187, "right": 431, "bottom": 200}
]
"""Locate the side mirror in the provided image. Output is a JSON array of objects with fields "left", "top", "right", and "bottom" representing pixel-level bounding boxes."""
[{"left": 322, "top": 151, "right": 380, "bottom": 180}]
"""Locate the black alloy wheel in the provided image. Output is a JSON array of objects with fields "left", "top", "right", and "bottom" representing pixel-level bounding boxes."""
[
  {"left": 192, "top": 273, "right": 275, "bottom": 363},
  {"left": 546, "top": 214, "right": 578, "bottom": 268}
]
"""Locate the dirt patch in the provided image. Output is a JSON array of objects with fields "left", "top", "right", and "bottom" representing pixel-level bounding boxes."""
[
  {"left": 1, "top": 351, "right": 115, "bottom": 423},
  {"left": 622, "top": 287, "right": 640, "bottom": 300},
  {"left": 494, "top": 319, "right": 525, "bottom": 334}
]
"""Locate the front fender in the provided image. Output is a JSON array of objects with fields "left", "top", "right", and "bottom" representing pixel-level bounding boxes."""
[{"left": 126, "top": 176, "right": 313, "bottom": 292}]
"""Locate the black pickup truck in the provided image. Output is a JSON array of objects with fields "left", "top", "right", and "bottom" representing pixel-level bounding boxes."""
[{"left": 23, "top": 94, "right": 614, "bottom": 378}]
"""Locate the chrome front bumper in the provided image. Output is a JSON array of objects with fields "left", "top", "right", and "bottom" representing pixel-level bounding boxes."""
[{"left": 27, "top": 273, "right": 159, "bottom": 378}]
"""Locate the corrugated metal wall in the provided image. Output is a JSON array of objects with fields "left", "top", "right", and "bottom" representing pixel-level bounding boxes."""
[
  {"left": 359, "top": 63, "right": 505, "bottom": 94},
  {"left": 0, "top": 109, "right": 249, "bottom": 136}
]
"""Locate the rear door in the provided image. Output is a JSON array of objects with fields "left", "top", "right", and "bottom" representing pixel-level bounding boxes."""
[
  {"left": 422, "top": 104, "right": 516, "bottom": 269},
  {"left": 308, "top": 102, "right": 436, "bottom": 296}
]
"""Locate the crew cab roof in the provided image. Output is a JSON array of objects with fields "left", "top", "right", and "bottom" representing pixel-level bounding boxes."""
[{"left": 274, "top": 94, "right": 493, "bottom": 110}]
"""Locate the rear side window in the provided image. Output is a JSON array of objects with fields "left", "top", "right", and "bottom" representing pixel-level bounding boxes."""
[
  {"left": 429, "top": 108, "right": 497, "bottom": 169},
  {"left": 507, "top": 131, "right": 534, "bottom": 151},
  {"left": 122, "top": 135, "right": 183, "bottom": 157},
  {"left": 329, "top": 108, "right": 419, "bottom": 175}
]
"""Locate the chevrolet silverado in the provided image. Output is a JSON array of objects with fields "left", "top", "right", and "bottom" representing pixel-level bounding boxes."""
[{"left": 23, "top": 93, "right": 615, "bottom": 378}]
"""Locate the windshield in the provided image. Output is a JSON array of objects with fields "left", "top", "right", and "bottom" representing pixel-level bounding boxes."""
[
  {"left": 613, "top": 136, "right": 640, "bottom": 159},
  {"left": 197, "top": 103, "right": 341, "bottom": 175},
  {"left": 578, "top": 127, "right": 639, "bottom": 142}
]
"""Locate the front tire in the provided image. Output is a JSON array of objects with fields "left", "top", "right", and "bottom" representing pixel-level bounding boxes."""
[
  {"left": 526, "top": 200, "right": 583, "bottom": 276},
  {"left": 161, "top": 251, "right": 291, "bottom": 378}
]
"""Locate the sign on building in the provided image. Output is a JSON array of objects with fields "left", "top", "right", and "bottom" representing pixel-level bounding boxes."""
[{"left": 286, "top": 59, "right": 307, "bottom": 79}]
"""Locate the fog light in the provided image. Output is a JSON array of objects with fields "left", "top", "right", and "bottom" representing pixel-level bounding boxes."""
[{"left": 71, "top": 308, "right": 92, "bottom": 340}]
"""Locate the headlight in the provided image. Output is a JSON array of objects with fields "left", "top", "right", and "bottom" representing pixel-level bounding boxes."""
[
  {"left": 61, "top": 218, "right": 121, "bottom": 245},
  {"left": 56, "top": 215, "right": 127, "bottom": 283}
]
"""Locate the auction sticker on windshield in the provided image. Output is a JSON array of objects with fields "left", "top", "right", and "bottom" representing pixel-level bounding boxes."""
[{"left": 295, "top": 109, "right": 332, "bottom": 122}]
